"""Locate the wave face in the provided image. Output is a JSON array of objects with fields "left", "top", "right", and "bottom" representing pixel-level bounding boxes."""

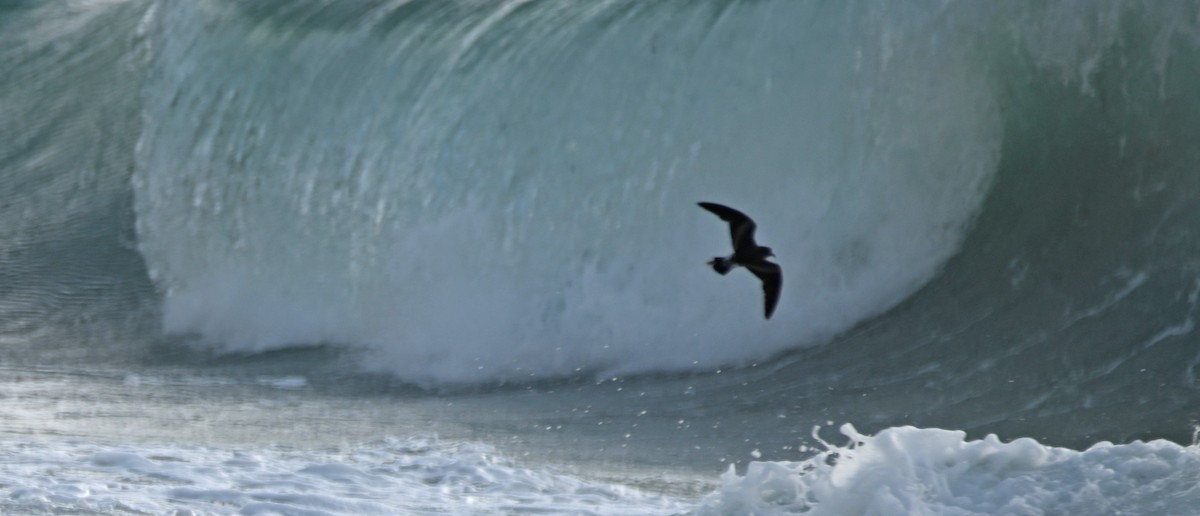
[
  {"left": 0, "top": 0, "right": 158, "bottom": 365},
  {"left": 3, "top": 0, "right": 1200, "bottom": 418},
  {"left": 748, "top": 0, "right": 1200, "bottom": 445},
  {"left": 131, "top": 0, "right": 998, "bottom": 384}
]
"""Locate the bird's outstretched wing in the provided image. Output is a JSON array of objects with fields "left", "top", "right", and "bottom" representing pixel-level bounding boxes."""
[
  {"left": 698, "top": 202, "right": 758, "bottom": 249},
  {"left": 746, "top": 261, "right": 782, "bottom": 319}
]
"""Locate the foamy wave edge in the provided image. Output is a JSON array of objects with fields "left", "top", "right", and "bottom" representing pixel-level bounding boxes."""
[
  {"left": 0, "top": 435, "right": 691, "bottom": 515},
  {"left": 697, "top": 424, "right": 1200, "bottom": 515}
]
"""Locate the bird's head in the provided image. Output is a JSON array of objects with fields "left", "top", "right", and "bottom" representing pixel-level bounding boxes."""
[{"left": 760, "top": 246, "right": 775, "bottom": 258}]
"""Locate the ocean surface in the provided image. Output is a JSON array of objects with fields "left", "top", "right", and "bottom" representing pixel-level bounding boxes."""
[{"left": 3, "top": 0, "right": 1200, "bottom": 514}]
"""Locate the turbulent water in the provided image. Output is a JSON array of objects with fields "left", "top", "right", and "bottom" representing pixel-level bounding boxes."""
[{"left": 4, "top": 0, "right": 1200, "bottom": 514}]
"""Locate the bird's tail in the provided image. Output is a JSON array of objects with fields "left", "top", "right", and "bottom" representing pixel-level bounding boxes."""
[{"left": 708, "top": 257, "right": 733, "bottom": 275}]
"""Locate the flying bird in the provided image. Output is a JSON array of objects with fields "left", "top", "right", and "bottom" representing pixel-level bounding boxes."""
[{"left": 698, "top": 202, "right": 782, "bottom": 319}]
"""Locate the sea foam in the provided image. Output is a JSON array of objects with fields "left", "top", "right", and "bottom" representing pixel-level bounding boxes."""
[
  {"left": 9, "top": 424, "right": 1198, "bottom": 515},
  {"left": 698, "top": 424, "right": 1200, "bottom": 515},
  {"left": 0, "top": 435, "right": 690, "bottom": 515}
]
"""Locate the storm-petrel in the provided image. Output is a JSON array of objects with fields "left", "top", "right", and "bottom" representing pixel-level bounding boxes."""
[{"left": 698, "top": 201, "right": 782, "bottom": 319}]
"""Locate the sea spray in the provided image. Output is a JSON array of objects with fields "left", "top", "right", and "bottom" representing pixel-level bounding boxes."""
[
  {"left": 133, "top": 0, "right": 999, "bottom": 385},
  {"left": 698, "top": 424, "right": 1200, "bottom": 515}
]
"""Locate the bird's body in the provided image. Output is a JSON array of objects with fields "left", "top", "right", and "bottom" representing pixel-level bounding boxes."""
[{"left": 698, "top": 202, "right": 782, "bottom": 319}]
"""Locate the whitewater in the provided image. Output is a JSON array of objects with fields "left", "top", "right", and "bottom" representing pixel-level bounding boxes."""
[{"left": 4, "top": 0, "right": 1200, "bottom": 514}]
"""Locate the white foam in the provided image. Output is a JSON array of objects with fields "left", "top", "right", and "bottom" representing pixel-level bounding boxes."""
[
  {"left": 697, "top": 424, "right": 1200, "bottom": 515},
  {"left": 9, "top": 425, "right": 1199, "bottom": 515},
  {"left": 0, "top": 436, "right": 691, "bottom": 515}
]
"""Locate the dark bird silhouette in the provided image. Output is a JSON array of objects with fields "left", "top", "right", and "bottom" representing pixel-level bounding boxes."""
[{"left": 698, "top": 202, "right": 782, "bottom": 319}]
